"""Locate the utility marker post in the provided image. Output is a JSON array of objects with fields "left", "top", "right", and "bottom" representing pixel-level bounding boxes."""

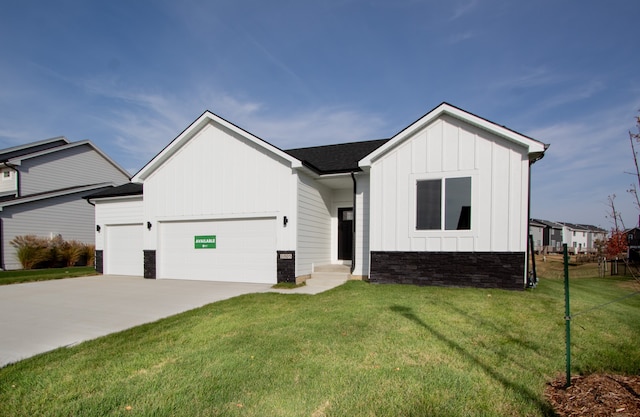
[{"left": 563, "top": 243, "right": 571, "bottom": 387}]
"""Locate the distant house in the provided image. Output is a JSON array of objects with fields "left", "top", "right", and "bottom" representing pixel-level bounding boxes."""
[
  {"left": 578, "top": 224, "right": 607, "bottom": 254},
  {"left": 0, "top": 137, "right": 130, "bottom": 269},
  {"left": 89, "top": 103, "right": 548, "bottom": 290},
  {"left": 532, "top": 219, "right": 563, "bottom": 253},
  {"left": 558, "top": 222, "right": 590, "bottom": 254},
  {"left": 625, "top": 227, "right": 640, "bottom": 262},
  {"left": 529, "top": 219, "right": 545, "bottom": 253}
]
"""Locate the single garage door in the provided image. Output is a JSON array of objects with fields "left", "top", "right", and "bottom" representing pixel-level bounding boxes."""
[
  {"left": 105, "top": 224, "right": 144, "bottom": 276},
  {"left": 158, "top": 218, "right": 276, "bottom": 283}
]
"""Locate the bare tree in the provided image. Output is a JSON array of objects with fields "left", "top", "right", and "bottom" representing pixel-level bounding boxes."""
[{"left": 627, "top": 114, "right": 640, "bottom": 215}]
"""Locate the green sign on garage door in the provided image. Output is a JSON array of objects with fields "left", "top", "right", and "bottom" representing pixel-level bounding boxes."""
[{"left": 194, "top": 235, "right": 216, "bottom": 249}]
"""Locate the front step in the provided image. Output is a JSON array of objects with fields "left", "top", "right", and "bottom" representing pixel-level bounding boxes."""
[
  {"left": 313, "top": 264, "right": 350, "bottom": 273},
  {"left": 305, "top": 264, "right": 350, "bottom": 287}
]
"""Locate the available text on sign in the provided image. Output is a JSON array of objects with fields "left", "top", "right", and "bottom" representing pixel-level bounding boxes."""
[{"left": 194, "top": 235, "right": 216, "bottom": 249}]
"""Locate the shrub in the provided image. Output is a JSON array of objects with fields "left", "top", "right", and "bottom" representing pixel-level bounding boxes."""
[
  {"left": 10, "top": 235, "right": 51, "bottom": 269},
  {"left": 82, "top": 244, "right": 95, "bottom": 267},
  {"left": 10, "top": 235, "right": 94, "bottom": 269},
  {"left": 58, "top": 240, "right": 85, "bottom": 267}
]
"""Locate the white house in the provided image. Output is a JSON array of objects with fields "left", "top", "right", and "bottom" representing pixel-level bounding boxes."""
[{"left": 88, "top": 103, "right": 548, "bottom": 289}]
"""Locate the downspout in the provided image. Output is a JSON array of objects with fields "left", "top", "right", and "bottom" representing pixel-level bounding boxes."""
[
  {"left": 527, "top": 147, "right": 548, "bottom": 287},
  {"left": 351, "top": 171, "right": 357, "bottom": 275},
  {"left": 527, "top": 160, "right": 533, "bottom": 286}
]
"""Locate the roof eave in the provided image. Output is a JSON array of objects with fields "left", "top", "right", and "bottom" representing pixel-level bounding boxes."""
[
  {"left": 132, "top": 111, "right": 301, "bottom": 183},
  {"left": 359, "top": 102, "right": 548, "bottom": 168}
]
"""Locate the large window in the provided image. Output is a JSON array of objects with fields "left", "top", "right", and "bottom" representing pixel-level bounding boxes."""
[{"left": 416, "top": 177, "right": 471, "bottom": 231}]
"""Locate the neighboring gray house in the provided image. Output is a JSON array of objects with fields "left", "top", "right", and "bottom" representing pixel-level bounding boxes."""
[
  {"left": 0, "top": 137, "right": 130, "bottom": 269},
  {"left": 529, "top": 219, "right": 545, "bottom": 253},
  {"left": 532, "top": 219, "right": 563, "bottom": 253}
]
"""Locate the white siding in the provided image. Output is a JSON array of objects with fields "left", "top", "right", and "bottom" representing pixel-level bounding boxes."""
[
  {"left": 353, "top": 174, "right": 370, "bottom": 276},
  {"left": 369, "top": 115, "right": 530, "bottom": 253},
  {"left": 94, "top": 197, "right": 144, "bottom": 251},
  {"left": 142, "top": 122, "right": 296, "bottom": 252},
  {"left": 296, "top": 173, "right": 332, "bottom": 276}
]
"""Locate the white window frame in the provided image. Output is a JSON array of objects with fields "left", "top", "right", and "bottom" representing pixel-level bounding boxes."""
[
  {"left": 2, "top": 170, "right": 11, "bottom": 180},
  {"left": 409, "top": 170, "right": 477, "bottom": 237}
]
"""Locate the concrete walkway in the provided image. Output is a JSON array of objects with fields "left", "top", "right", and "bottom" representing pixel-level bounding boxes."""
[{"left": 0, "top": 274, "right": 346, "bottom": 368}]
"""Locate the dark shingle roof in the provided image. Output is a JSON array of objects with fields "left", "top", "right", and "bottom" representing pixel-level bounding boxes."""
[
  {"left": 0, "top": 137, "right": 69, "bottom": 162},
  {"left": 285, "top": 139, "right": 389, "bottom": 174},
  {"left": 85, "top": 183, "right": 143, "bottom": 199}
]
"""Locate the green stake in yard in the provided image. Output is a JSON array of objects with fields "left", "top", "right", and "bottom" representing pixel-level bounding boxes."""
[{"left": 563, "top": 243, "right": 571, "bottom": 387}]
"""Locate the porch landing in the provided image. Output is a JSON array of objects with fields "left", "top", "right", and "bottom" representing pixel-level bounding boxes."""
[{"left": 271, "top": 264, "right": 350, "bottom": 295}]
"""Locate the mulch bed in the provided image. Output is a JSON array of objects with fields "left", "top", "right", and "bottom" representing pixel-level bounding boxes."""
[{"left": 545, "top": 374, "right": 640, "bottom": 416}]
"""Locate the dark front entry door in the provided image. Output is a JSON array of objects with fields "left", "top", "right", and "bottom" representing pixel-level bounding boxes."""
[{"left": 338, "top": 208, "right": 353, "bottom": 261}]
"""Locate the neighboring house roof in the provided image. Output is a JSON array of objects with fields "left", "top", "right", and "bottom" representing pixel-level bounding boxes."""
[
  {"left": 533, "top": 219, "right": 564, "bottom": 229},
  {"left": 529, "top": 219, "right": 546, "bottom": 228},
  {"left": 0, "top": 136, "right": 70, "bottom": 162},
  {"left": 285, "top": 139, "right": 389, "bottom": 174},
  {"left": 1, "top": 140, "right": 130, "bottom": 179},
  {"left": 557, "top": 222, "right": 592, "bottom": 231},
  {"left": 85, "top": 182, "right": 143, "bottom": 200},
  {"left": 359, "top": 102, "right": 548, "bottom": 167},
  {"left": 576, "top": 224, "right": 607, "bottom": 233},
  {"left": 0, "top": 183, "right": 115, "bottom": 211}
]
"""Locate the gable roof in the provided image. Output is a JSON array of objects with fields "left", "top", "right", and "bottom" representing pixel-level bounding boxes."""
[
  {"left": 359, "top": 102, "right": 548, "bottom": 167},
  {"left": 0, "top": 183, "right": 116, "bottom": 211},
  {"left": 3, "top": 140, "right": 130, "bottom": 178},
  {"left": 285, "top": 139, "right": 389, "bottom": 174},
  {"left": 132, "top": 110, "right": 302, "bottom": 182},
  {"left": 0, "top": 136, "right": 70, "bottom": 162}
]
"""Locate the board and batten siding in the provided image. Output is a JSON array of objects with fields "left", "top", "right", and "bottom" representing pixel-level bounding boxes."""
[
  {"left": 1, "top": 193, "right": 97, "bottom": 269},
  {"left": 94, "top": 196, "right": 144, "bottom": 251},
  {"left": 370, "top": 115, "right": 530, "bottom": 253},
  {"left": 295, "top": 173, "right": 332, "bottom": 277},
  {"left": 353, "top": 173, "right": 370, "bottom": 277},
  {"left": 142, "top": 122, "right": 296, "bottom": 251},
  {"left": 19, "top": 145, "right": 129, "bottom": 196}
]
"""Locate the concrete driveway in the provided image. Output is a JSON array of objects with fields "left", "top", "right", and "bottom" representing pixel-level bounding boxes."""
[{"left": 0, "top": 275, "right": 273, "bottom": 367}]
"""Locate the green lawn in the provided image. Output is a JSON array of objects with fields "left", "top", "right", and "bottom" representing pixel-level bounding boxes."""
[
  {"left": 0, "top": 275, "right": 638, "bottom": 416},
  {"left": 0, "top": 266, "right": 97, "bottom": 285}
]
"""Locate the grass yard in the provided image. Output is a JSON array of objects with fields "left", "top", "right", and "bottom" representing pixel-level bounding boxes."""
[
  {"left": 0, "top": 266, "right": 97, "bottom": 286},
  {"left": 0, "top": 271, "right": 639, "bottom": 416}
]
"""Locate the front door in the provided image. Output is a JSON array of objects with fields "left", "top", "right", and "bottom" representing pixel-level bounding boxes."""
[{"left": 338, "top": 207, "right": 353, "bottom": 261}]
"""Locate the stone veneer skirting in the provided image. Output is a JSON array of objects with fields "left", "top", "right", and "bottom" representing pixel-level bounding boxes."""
[
  {"left": 144, "top": 250, "right": 156, "bottom": 279},
  {"left": 369, "top": 251, "right": 526, "bottom": 290},
  {"left": 95, "top": 250, "right": 103, "bottom": 274},
  {"left": 277, "top": 251, "right": 295, "bottom": 283}
]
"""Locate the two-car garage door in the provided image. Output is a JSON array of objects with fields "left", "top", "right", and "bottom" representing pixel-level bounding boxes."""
[{"left": 157, "top": 218, "right": 276, "bottom": 284}]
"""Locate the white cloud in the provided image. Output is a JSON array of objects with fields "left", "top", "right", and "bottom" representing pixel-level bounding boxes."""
[
  {"left": 529, "top": 101, "right": 640, "bottom": 227},
  {"left": 450, "top": 0, "right": 478, "bottom": 21}
]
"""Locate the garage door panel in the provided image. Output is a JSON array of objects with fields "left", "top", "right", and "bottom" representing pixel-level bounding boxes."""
[
  {"left": 105, "top": 224, "right": 143, "bottom": 276},
  {"left": 158, "top": 218, "right": 276, "bottom": 283}
]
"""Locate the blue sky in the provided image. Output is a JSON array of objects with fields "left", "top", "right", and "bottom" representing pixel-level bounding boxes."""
[{"left": 1, "top": 0, "right": 639, "bottom": 229}]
